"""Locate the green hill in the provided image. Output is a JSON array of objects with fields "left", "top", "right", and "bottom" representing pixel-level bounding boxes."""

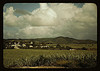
[{"left": 4, "top": 36, "right": 97, "bottom": 44}]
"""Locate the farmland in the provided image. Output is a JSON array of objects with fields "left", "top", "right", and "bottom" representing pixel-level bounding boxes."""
[
  {"left": 3, "top": 49, "right": 97, "bottom": 68},
  {"left": 3, "top": 37, "right": 97, "bottom": 68},
  {"left": 3, "top": 37, "right": 97, "bottom": 50}
]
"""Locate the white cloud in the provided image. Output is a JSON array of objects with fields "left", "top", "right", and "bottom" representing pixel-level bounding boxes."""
[
  {"left": 3, "top": 7, "right": 18, "bottom": 27},
  {"left": 3, "top": 3, "right": 97, "bottom": 40},
  {"left": 18, "top": 26, "right": 59, "bottom": 39},
  {"left": 47, "top": 3, "right": 97, "bottom": 40},
  {"left": 40, "top": 3, "right": 48, "bottom": 9}
]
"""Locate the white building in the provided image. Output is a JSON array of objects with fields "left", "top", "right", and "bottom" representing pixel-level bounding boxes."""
[
  {"left": 40, "top": 45, "right": 49, "bottom": 48},
  {"left": 11, "top": 42, "right": 20, "bottom": 49},
  {"left": 29, "top": 45, "right": 33, "bottom": 48},
  {"left": 70, "top": 49, "right": 76, "bottom": 51},
  {"left": 30, "top": 42, "right": 33, "bottom": 44},
  {"left": 22, "top": 44, "right": 26, "bottom": 47}
]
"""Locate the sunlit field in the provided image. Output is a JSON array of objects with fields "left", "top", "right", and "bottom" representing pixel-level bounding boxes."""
[{"left": 3, "top": 49, "right": 97, "bottom": 68}]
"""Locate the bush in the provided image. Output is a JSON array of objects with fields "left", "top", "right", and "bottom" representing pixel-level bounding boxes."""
[
  {"left": 55, "top": 60, "right": 80, "bottom": 68},
  {"left": 3, "top": 49, "right": 97, "bottom": 68},
  {"left": 78, "top": 60, "right": 96, "bottom": 68},
  {"left": 66, "top": 46, "right": 72, "bottom": 50},
  {"left": 81, "top": 47, "right": 87, "bottom": 50},
  {"left": 56, "top": 44, "right": 61, "bottom": 48}
]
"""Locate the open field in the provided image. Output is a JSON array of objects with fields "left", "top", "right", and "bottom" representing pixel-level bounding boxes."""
[
  {"left": 3, "top": 49, "right": 97, "bottom": 68},
  {"left": 60, "top": 44, "right": 97, "bottom": 48},
  {"left": 46, "top": 44, "right": 97, "bottom": 50}
]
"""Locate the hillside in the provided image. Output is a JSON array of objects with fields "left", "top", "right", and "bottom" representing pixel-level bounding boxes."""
[
  {"left": 4, "top": 36, "right": 97, "bottom": 44},
  {"left": 35, "top": 36, "right": 97, "bottom": 44}
]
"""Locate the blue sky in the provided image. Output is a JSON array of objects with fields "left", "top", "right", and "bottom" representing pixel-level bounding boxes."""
[
  {"left": 4, "top": 3, "right": 84, "bottom": 16},
  {"left": 4, "top": 3, "right": 40, "bottom": 12},
  {"left": 4, "top": 3, "right": 84, "bottom": 10},
  {"left": 3, "top": 3, "right": 97, "bottom": 40},
  {"left": 4, "top": 3, "right": 40, "bottom": 17}
]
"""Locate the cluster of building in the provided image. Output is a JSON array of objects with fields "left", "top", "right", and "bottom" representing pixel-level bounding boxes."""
[
  {"left": 5, "top": 41, "right": 54, "bottom": 49},
  {"left": 4, "top": 41, "right": 76, "bottom": 50}
]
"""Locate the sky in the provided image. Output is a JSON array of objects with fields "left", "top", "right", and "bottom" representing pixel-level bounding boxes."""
[{"left": 3, "top": 3, "right": 97, "bottom": 40}]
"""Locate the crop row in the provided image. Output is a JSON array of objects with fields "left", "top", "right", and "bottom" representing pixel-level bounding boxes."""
[{"left": 3, "top": 49, "right": 97, "bottom": 68}]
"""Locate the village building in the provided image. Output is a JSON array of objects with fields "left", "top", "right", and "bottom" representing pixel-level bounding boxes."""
[
  {"left": 30, "top": 42, "right": 33, "bottom": 44},
  {"left": 29, "top": 45, "right": 33, "bottom": 48},
  {"left": 40, "top": 44, "right": 42, "bottom": 45},
  {"left": 35, "top": 46, "right": 38, "bottom": 48},
  {"left": 9, "top": 42, "right": 11, "bottom": 44},
  {"left": 40, "top": 45, "right": 49, "bottom": 48},
  {"left": 11, "top": 42, "right": 20, "bottom": 49},
  {"left": 6, "top": 47, "right": 7, "bottom": 49},
  {"left": 69, "top": 49, "right": 76, "bottom": 50},
  {"left": 22, "top": 44, "right": 26, "bottom": 47}
]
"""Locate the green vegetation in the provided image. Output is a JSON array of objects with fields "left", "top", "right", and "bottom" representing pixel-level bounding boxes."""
[
  {"left": 3, "top": 49, "right": 97, "bottom": 68},
  {"left": 3, "top": 38, "right": 97, "bottom": 68},
  {"left": 3, "top": 38, "right": 97, "bottom": 50}
]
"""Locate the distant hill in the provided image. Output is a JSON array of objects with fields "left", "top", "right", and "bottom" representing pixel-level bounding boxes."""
[
  {"left": 34, "top": 36, "right": 97, "bottom": 44},
  {"left": 4, "top": 36, "right": 97, "bottom": 44}
]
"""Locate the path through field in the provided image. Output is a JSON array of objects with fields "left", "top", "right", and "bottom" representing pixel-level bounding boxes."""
[{"left": 11, "top": 66, "right": 65, "bottom": 68}]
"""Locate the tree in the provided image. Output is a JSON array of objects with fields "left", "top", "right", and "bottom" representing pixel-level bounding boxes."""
[
  {"left": 56, "top": 44, "right": 61, "bottom": 49},
  {"left": 66, "top": 46, "right": 72, "bottom": 50},
  {"left": 41, "top": 42, "right": 46, "bottom": 46},
  {"left": 34, "top": 41, "right": 40, "bottom": 46},
  {"left": 81, "top": 47, "right": 87, "bottom": 50}
]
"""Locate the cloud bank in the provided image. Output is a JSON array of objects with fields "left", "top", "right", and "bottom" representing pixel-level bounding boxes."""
[{"left": 3, "top": 3, "right": 97, "bottom": 40}]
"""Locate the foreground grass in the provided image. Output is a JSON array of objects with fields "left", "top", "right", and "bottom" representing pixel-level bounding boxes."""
[{"left": 3, "top": 49, "right": 97, "bottom": 68}]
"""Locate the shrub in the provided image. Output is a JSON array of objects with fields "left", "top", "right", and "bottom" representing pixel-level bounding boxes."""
[
  {"left": 3, "top": 49, "right": 97, "bottom": 68},
  {"left": 78, "top": 60, "right": 96, "bottom": 68},
  {"left": 81, "top": 47, "right": 87, "bottom": 50},
  {"left": 55, "top": 60, "right": 80, "bottom": 68},
  {"left": 66, "top": 46, "right": 72, "bottom": 50}
]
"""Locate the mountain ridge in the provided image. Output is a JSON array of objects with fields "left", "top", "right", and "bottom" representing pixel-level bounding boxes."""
[{"left": 4, "top": 36, "right": 97, "bottom": 44}]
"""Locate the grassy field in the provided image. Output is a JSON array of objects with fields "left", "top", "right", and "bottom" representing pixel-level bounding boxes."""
[
  {"left": 46, "top": 44, "right": 97, "bottom": 50},
  {"left": 61, "top": 44, "right": 97, "bottom": 48},
  {"left": 3, "top": 49, "right": 97, "bottom": 68}
]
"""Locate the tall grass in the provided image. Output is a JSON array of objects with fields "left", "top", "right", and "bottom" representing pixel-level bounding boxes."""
[{"left": 3, "top": 49, "right": 97, "bottom": 68}]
